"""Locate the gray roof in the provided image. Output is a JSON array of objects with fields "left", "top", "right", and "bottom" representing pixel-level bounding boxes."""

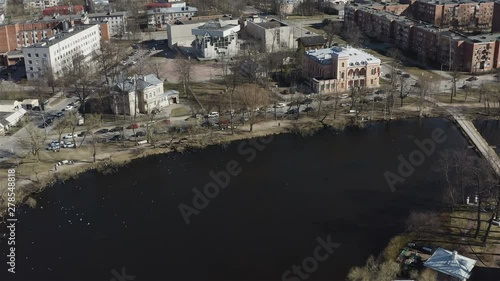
[
  {"left": 255, "top": 20, "right": 287, "bottom": 29},
  {"left": 298, "top": 36, "right": 327, "bottom": 47},
  {"left": 114, "top": 74, "right": 163, "bottom": 93}
]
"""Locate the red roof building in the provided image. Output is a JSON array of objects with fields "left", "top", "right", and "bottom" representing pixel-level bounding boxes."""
[{"left": 42, "top": 5, "right": 85, "bottom": 16}]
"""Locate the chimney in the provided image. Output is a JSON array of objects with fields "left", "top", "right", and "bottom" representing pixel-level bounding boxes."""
[
  {"left": 62, "top": 20, "right": 69, "bottom": 31},
  {"left": 452, "top": 251, "right": 457, "bottom": 261}
]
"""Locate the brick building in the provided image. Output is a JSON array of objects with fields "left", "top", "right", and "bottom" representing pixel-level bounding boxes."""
[
  {"left": 410, "top": 0, "right": 494, "bottom": 32},
  {"left": 303, "top": 46, "right": 381, "bottom": 93}
]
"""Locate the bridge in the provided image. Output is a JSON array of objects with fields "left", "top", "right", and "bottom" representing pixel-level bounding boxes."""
[{"left": 437, "top": 102, "right": 500, "bottom": 176}]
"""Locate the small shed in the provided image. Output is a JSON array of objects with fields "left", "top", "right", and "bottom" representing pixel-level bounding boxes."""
[
  {"left": 424, "top": 248, "right": 476, "bottom": 281},
  {"left": 0, "top": 100, "right": 21, "bottom": 112},
  {"left": 4, "top": 108, "right": 26, "bottom": 127},
  {"left": 21, "top": 99, "right": 39, "bottom": 110}
]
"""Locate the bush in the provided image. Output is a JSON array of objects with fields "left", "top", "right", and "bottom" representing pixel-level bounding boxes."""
[{"left": 383, "top": 235, "right": 413, "bottom": 261}]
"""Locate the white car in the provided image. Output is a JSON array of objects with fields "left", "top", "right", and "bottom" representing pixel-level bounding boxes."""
[
  {"left": 65, "top": 105, "right": 74, "bottom": 110},
  {"left": 63, "top": 133, "right": 78, "bottom": 139},
  {"left": 266, "top": 108, "right": 274, "bottom": 113},
  {"left": 274, "top": 103, "right": 286, "bottom": 108},
  {"left": 207, "top": 112, "right": 219, "bottom": 118},
  {"left": 62, "top": 142, "right": 75, "bottom": 148},
  {"left": 340, "top": 94, "right": 349, "bottom": 99}
]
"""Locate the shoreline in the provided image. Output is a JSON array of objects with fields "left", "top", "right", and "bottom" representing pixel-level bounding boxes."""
[{"left": 0, "top": 114, "right": 466, "bottom": 217}]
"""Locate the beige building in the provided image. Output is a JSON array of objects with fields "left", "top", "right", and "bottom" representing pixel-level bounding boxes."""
[
  {"left": 303, "top": 46, "right": 381, "bottom": 93},
  {"left": 245, "top": 19, "right": 295, "bottom": 53}
]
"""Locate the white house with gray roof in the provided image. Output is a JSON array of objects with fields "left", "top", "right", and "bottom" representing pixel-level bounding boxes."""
[
  {"left": 112, "top": 74, "right": 179, "bottom": 115},
  {"left": 147, "top": 2, "right": 197, "bottom": 30},
  {"left": 192, "top": 19, "right": 240, "bottom": 59}
]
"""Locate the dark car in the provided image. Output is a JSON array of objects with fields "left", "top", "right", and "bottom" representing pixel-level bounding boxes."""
[
  {"left": 301, "top": 98, "right": 313, "bottom": 105},
  {"left": 95, "top": 128, "right": 109, "bottom": 134},
  {"left": 109, "top": 126, "right": 124, "bottom": 132},
  {"left": 396, "top": 70, "right": 402, "bottom": 75},
  {"left": 32, "top": 106, "right": 41, "bottom": 111},
  {"left": 375, "top": 89, "right": 384, "bottom": 95},
  {"left": 302, "top": 107, "right": 315, "bottom": 112},
  {"left": 39, "top": 122, "right": 50, "bottom": 128},
  {"left": 109, "top": 134, "right": 123, "bottom": 141},
  {"left": 77, "top": 131, "right": 89, "bottom": 137},
  {"left": 466, "top": 76, "right": 478, "bottom": 81},
  {"left": 134, "top": 131, "right": 146, "bottom": 137},
  {"left": 402, "top": 73, "right": 410, "bottom": 78},
  {"left": 459, "top": 84, "right": 468, "bottom": 89},
  {"left": 285, "top": 109, "right": 298, "bottom": 115},
  {"left": 56, "top": 111, "right": 64, "bottom": 117}
]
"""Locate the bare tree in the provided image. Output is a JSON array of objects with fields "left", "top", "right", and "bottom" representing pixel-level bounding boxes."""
[
  {"left": 83, "top": 114, "right": 102, "bottom": 163},
  {"left": 63, "top": 55, "right": 96, "bottom": 118},
  {"left": 235, "top": 84, "right": 270, "bottom": 132},
  {"left": 21, "top": 121, "right": 47, "bottom": 162}
]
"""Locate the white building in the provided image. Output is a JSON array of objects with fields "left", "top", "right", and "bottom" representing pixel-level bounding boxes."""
[
  {"left": 112, "top": 74, "right": 180, "bottom": 115},
  {"left": 23, "top": 0, "right": 61, "bottom": 10},
  {"left": 245, "top": 19, "right": 295, "bottom": 53},
  {"left": 23, "top": 23, "right": 102, "bottom": 80},
  {"left": 85, "top": 12, "right": 127, "bottom": 37},
  {"left": 166, "top": 16, "right": 238, "bottom": 49},
  {"left": 147, "top": 2, "right": 197, "bottom": 30},
  {"left": 192, "top": 19, "right": 240, "bottom": 59}
]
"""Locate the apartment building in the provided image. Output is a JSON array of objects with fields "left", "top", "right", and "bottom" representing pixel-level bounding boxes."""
[
  {"left": 23, "top": 0, "right": 61, "bottom": 10},
  {"left": 23, "top": 23, "right": 102, "bottom": 80},
  {"left": 192, "top": 19, "right": 240, "bottom": 59},
  {"left": 0, "top": 20, "right": 62, "bottom": 65},
  {"left": 303, "top": 46, "right": 381, "bottom": 93},
  {"left": 147, "top": 2, "right": 197, "bottom": 30},
  {"left": 245, "top": 19, "right": 295, "bottom": 53},
  {"left": 410, "top": 0, "right": 494, "bottom": 32},
  {"left": 44, "top": 12, "right": 127, "bottom": 37},
  {"left": 112, "top": 74, "right": 180, "bottom": 115}
]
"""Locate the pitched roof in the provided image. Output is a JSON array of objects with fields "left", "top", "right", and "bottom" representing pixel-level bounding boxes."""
[
  {"left": 298, "top": 36, "right": 327, "bottom": 47},
  {"left": 114, "top": 74, "right": 163, "bottom": 93},
  {"left": 424, "top": 248, "right": 476, "bottom": 280}
]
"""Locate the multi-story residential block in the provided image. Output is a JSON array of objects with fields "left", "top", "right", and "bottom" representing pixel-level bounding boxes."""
[
  {"left": 245, "top": 19, "right": 295, "bottom": 53},
  {"left": 303, "top": 46, "right": 381, "bottom": 93},
  {"left": 22, "top": 23, "right": 103, "bottom": 80},
  {"left": 192, "top": 19, "right": 240, "bottom": 59},
  {"left": 147, "top": 1, "right": 197, "bottom": 30},
  {"left": 112, "top": 74, "right": 180, "bottom": 115},
  {"left": 44, "top": 12, "right": 127, "bottom": 37},
  {"left": 410, "top": 0, "right": 494, "bottom": 32},
  {"left": 0, "top": 20, "right": 62, "bottom": 65}
]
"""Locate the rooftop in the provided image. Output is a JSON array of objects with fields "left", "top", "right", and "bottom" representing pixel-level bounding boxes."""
[
  {"left": 146, "top": 6, "right": 197, "bottom": 15},
  {"left": 24, "top": 24, "right": 98, "bottom": 48},
  {"left": 175, "top": 15, "right": 233, "bottom": 25},
  {"left": 306, "top": 46, "right": 381, "bottom": 65},
  {"left": 255, "top": 20, "right": 288, "bottom": 29},
  {"left": 115, "top": 74, "right": 163, "bottom": 93},
  {"left": 196, "top": 19, "right": 234, "bottom": 31},
  {"left": 297, "top": 36, "right": 327, "bottom": 47}
]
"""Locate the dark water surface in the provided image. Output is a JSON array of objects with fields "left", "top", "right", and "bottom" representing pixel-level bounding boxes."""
[
  {"left": 0, "top": 118, "right": 471, "bottom": 281},
  {"left": 474, "top": 120, "right": 500, "bottom": 153}
]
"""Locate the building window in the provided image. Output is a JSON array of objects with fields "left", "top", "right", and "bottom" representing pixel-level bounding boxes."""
[
  {"left": 342, "top": 62, "right": 344, "bottom": 67},
  {"left": 371, "top": 79, "right": 374, "bottom": 85},
  {"left": 28, "top": 53, "right": 32, "bottom": 57}
]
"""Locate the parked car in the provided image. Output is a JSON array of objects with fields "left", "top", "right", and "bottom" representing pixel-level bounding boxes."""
[
  {"left": 459, "top": 84, "right": 468, "bottom": 89},
  {"left": 126, "top": 123, "right": 139, "bottom": 129},
  {"left": 39, "top": 122, "right": 50, "bottom": 128},
  {"left": 207, "top": 112, "right": 219, "bottom": 118},
  {"left": 385, "top": 73, "right": 392, "bottom": 78},
  {"left": 109, "top": 134, "right": 123, "bottom": 141},
  {"left": 281, "top": 89, "right": 289, "bottom": 95},
  {"left": 77, "top": 131, "right": 89, "bottom": 137},
  {"left": 65, "top": 105, "right": 74, "bottom": 110},
  {"left": 340, "top": 94, "right": 349, "bottom": 99},
  {"left": 302, "top": 107, "right": 315, "bottom": 112},
  {"left": 285, "top": 109, "right": 298, "bottom": 114},
  {"left": 46, "top": 144, "right": 60, "bottom": 150},
  {"left": 32, "top": 106, "right": 41, "bottom": 111},
  {"left": 396, "top": 70, "right": 402, "bottom": 75},
  {"left": 95, "top": 128, "right": 109, "bottom": 134},
  {"left": 109, "top": 126, "right": 124, "bottom": 132},
  {"left": 401, "top": 73, "right": 411, "bottom": 78},
  {"left": 63, "top": 133, "right": 78, "bottom": 139},
  {"left": 375, "top": 90, "right": 384, "bottom": 95},
  {"left": 273, "top": 103, "right": 287, "bottom": 108},
  {"left": 134, "top": 131, "right": 146, "bottom": 137},
  {"left": 56, "top": 111, "right": 64, "bottom": 117},
  {"left": 466, "top": 76, "right": 478, "bottom": 81},
  {"left": 301, "top": 98, "right": 313, "bottom": 105},
  {"left": 374, "top": 96, "right": 384, "bottom": 102},
  {"left": 62, "top": 141, "right": 75, "bottom": 148}
]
